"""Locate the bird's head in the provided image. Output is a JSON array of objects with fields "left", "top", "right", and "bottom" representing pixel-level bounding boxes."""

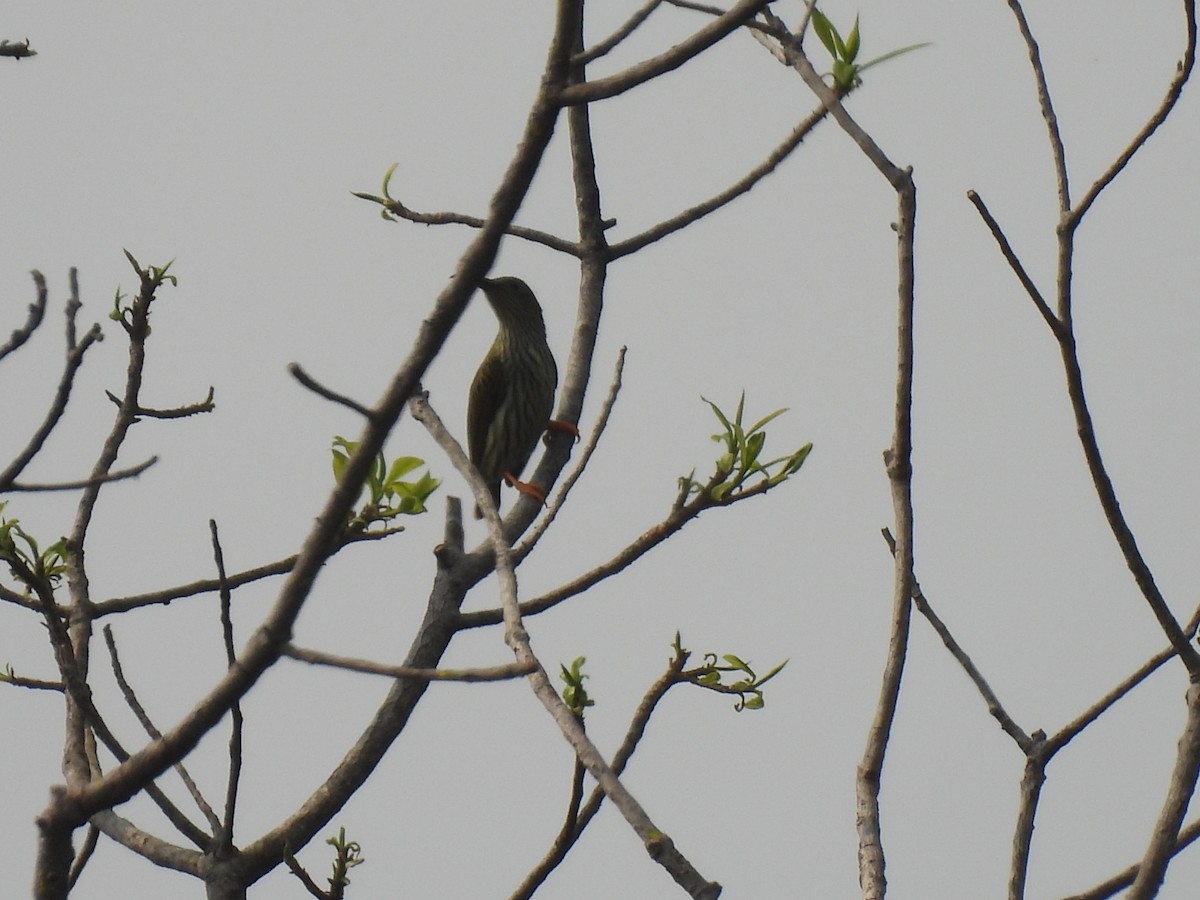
[{"left": 480, "top": 277, "right": 547, "bottom": 335}]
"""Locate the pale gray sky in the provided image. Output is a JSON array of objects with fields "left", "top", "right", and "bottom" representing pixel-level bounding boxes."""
[{"left": 3, "top": 2, "right": 1199, "bottom": 898}]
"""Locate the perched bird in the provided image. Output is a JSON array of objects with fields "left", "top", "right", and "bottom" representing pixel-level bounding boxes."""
[{"left": 468, "top": 276, "right": 559, "bottom": 518}]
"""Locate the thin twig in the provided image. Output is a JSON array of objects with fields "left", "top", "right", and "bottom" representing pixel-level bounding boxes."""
[
  {"left": 103, "top": 626, "right": 220, "bottom": 838},
  {"left": 65, "top": 825, "right": 99, "bottom": 892},
  {"left": 610, "top": 108, "right": 831, "bottom": 259},
  {"left": 1063, "top": 813, "right": 1200, "bottom": 900},
  {"left": 557, "top": 0, "right": 772, "bottom": 105},
  {"left": 8, "top": 456, "right": 158, "bottom": 492},
  {"left": 105, "top": 386, "right": 214, "bottom": 419},
  {"left": 284, "top": 850, "right": 329, "bottom": 900},
  {"left": 510, "top": 746, "right": 588, "bottom": 899},
  {"left": 288, "top": 364, "right": 375, "bottom": 419},
  {"left": 882, "top": 528, "right": 1031, "bottom": 751},
  {"left": 459, "top": 469, "right": 782, "bottom": 630},
  {"left": 352, "top": 194, "right": 581, "bottom": 256},
  {"left": 517, "top": 347, "right": 625, "bottom": 557},
  {"left": 211, "top": 520, "right": 243, "bottom": 851},
  {"left": 1069, "top": 0, "right": 1196, "bottom": 225},
  {"left": 0, "top": 673, "right": 64, "bottom": 691},
  {"left": 0, "top": 270, "right": 49, "bottom": 362},
  {"left": 1005, "top": 0, "right": 1070, "bottom": 212},
  {"left": 575, "top": 0, "right": 663, "bottom": 65},
  {"left": 966, "top": 190, "right": 1059, "bottom": 335},
  {"left": 282, "top": 644, "right": 537, "bottom": 682},
  {"left": 1049, "top": 602, "right": 1200, "bottom": 754},
  {"left": 516, "top": 649, "right": 691, "bottom": 895},
  {"left": 0, "top": 304, "right": 103, "bottom": 491}
]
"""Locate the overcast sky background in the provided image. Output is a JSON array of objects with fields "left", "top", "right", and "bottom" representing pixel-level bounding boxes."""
[{"left": 3, "top": 1, "right": 1199, "bottom": 898}]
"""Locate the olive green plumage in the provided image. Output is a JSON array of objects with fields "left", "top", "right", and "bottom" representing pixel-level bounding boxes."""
[{"left": 468, "top": 276, "right": 558, "bottom": 517}]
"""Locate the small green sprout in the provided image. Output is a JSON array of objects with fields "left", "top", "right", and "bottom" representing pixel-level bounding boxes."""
[
  {"left": 331, "top": 437, "right": 440, "bottom": 530},
  {"left": 559, "top": 656, "right": 595, "bottom": 717},
  {"left": 810, "top": 8, "right": 930, "bottom": 91},
  {"left": 680, "top": 393, "right": 812, "bottom": 503}
]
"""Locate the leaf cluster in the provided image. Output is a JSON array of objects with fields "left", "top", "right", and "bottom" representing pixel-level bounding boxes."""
[
  {"left": 810, "top": 7, "right": 930, "bottom": 90},
  {"left": 675, "top": 634, "right": 788, "bottom": 712},
  {"left": 0, "top": 501, "right": 67, "bottom": 593},
  {"left": 559, "top": 656, "right": 595, "bottom": 717},
  {"left": 682, "top": 393, "right": 812, "bottom": 503},
  {"left": 331, "top": 437, "right": 440, "bottom": 530}
]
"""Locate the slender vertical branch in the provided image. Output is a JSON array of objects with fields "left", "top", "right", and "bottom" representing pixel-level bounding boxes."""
[
  {"left": 210, "top": 521, "right": 243, "bottom": 851},
  {"left": 1128, "top": 688, "right": 1200, "bottom": 897},
  {"left": 1005, "top": 0, "right": 1070, "bottom": 212}
]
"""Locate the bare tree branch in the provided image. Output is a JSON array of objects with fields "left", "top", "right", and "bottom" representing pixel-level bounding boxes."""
[
  {"left": 8, "top": 457, "right": 158, "bottom": 493},
  {"left": 0, "top": 277, "right": 104, "bottom": 492},
  {"left": 882, "top": 529, "right": 1032, "bottom": 751},
  {"left": 516, "top": 346, "right": 625, "bottom": 558},
  {"left": 102, "top": 626, "right": 219, "bottom": 841},
  {"left": 412, "top": 391, "right": 720, "bottom": 897},
  {"left": 575, "top": 0, "right": 663, "bottom": 64},
  {"left": 1004, "top": 0, "right": 1070, "bottom": 213},
  {"left": 210, "top": 520, "right": 243, "bottom": 853},
  {"left": 557, "top": 0, "right": 772, "bottom": 105},
  {"left": 105, "top": 386, "right": 215, "bottom": 419},
  {"left": 282, "top": 643, "right": 536, "bottom": 682},
  {"left": 610, "top": 107, "right": 831, "bottom": 259},
  {"left": 0, "top": 270, "right": 48, "bottom": 362},
  {"left": 1069, "top": 0, "right": 1196, "bottom": 225},
  {"left": 287, "top": 364, "right": 374, "bottom": 419},
  {"left": 966, "top": 190, "right": 1059, "bottom": 335}
]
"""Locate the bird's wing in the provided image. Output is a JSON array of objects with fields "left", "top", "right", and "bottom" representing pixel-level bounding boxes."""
[{"left": 467, "top": 352, "right": 506, "bottom": 467}]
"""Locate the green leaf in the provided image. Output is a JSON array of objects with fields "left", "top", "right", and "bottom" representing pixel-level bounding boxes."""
[
  {"left": 844, "top": 15, "right": 861, "bottom": 62},
  {"left": 743, "top": 694, "right": 765, "bottom": 710},
  {"left": 703, "top": 397, "right": 735, "bottom": 446},
  {"left": 385, "top": 456, "right": 424, "bottom": 485},
  {"left": 747, "top": 407, "right": 789, "bottom": 436},
  {"left": 331, "top": 450, "right": 349, "bottom": 482},
  {"left": 810, "top": 9, "right": 840, "bottom": 58}
]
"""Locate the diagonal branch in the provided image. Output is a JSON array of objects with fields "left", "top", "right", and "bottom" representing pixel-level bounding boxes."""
[
  {"left": 558, "top": 0, "right": 772, "bottom": 105},
  {"left": 412, "top": 392, "right": 721, "bottom": 898},
  {"left": 610, "top": 107, "right": 831, "bottom": 258},
  {"left": 1067, "top": 0, "right": 1196, "bottom": 226}
]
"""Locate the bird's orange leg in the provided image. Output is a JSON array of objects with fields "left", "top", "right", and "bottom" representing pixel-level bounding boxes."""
[
  {"left": 502, "top": 472, "right": 548, "bottom": 506},
  {"left": 543, "top": 419, "right": 580, "bottom": 446}
]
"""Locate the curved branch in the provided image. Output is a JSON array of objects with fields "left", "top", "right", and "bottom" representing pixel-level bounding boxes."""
[
  {"left": 1068, "top": 0, "right": 1196, "bottom": 225},
  {"left": 8, "top": 457, "right": 158, "bottom": 493},
  {"left": 288, "top": 363, "right": 374, "bottom": 419},
  {"left": 353, "top": 194, "right": 580, "bottom": 256},
  {"left": 106, "top": 386, "right": 215, "bottom": 419},
  {"left": 558, "top": 0, "right": 772, "bottom": 105},
  {"left": 0, "top": 270, "right": 48, "bottom": 362},
  {"left": 0, "top": 298, "right": 103, "bottom": 492}
]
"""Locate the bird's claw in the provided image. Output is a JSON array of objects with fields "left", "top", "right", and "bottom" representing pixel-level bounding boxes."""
[
  {"left": 543, "top": 419, "right": 580, "bottom": 446},
  {"left": 502, "top": 472, "right": 548, "bottom": 506}
]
